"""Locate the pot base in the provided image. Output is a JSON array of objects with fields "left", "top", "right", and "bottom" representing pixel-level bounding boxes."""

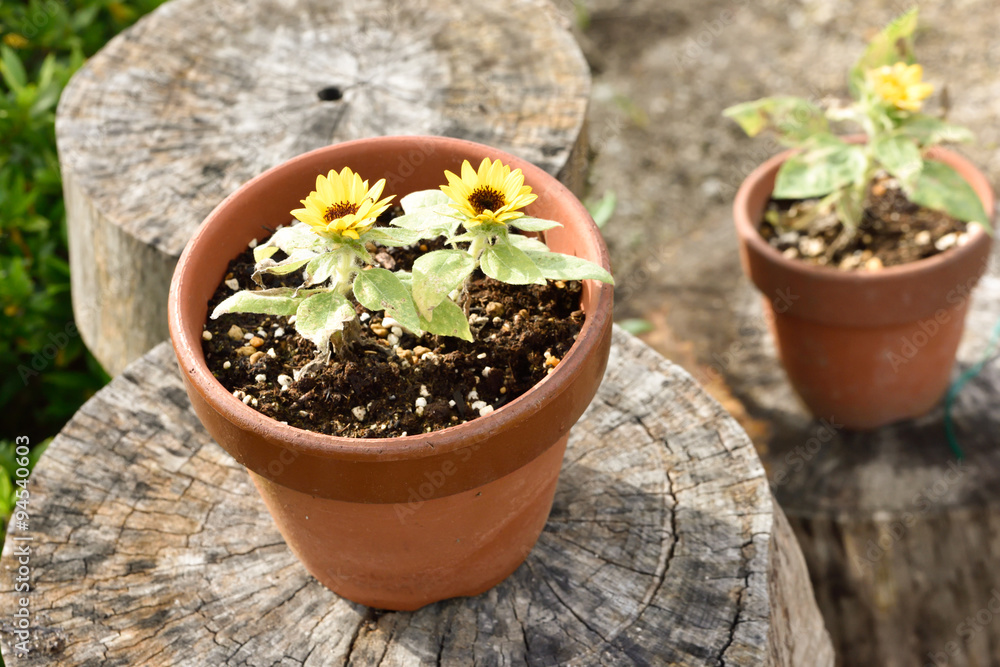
[
  {"left": 768, "top": 297, "right": 970, "bottom": 430},
  {"left": 248, "top": 434, "right": 569, "bottom": 611}
]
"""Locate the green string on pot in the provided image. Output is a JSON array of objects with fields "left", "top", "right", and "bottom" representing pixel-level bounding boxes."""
[{"left": 944, "top": 312, "right": 1000, "bottom": 461}]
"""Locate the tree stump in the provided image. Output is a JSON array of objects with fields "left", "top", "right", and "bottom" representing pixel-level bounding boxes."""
[
  {"left": 727, "top": 239, "right": 1000, "bottom": 666},
  {"left": 0, "top": 328, "right": 832, "bottom": 666},
  {"left": 57, "top": 0, "right": 591, "bottom": 376}
]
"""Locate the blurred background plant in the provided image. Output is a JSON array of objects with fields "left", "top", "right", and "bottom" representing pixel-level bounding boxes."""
[{"left": 0, "top": 0, "right": 168, "bottom": 549}]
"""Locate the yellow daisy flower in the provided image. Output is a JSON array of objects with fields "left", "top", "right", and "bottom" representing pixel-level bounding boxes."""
[
  {"left": 440, "top": 158, "right": 537, "bottom": 226},
  {"left": 867, "top": 62, "right": 934, "bottom": 112},
  {"left": 291, "top": 167, "right": 394, "bottom": 240},
  {"left": 2, "top": 33, "right": 29, "bottom": 49}
]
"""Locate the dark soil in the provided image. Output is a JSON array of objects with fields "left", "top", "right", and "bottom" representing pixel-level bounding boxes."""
[
  {"left": 201, "top": 230, "right": 584, "bottom": 439},
  {"left": 760, "top": 173, "right": 971, "bottom": 270}
]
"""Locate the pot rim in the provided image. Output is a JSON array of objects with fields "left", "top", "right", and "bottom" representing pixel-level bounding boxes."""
[
  {"left": 168, "top": 135, "right": 614, "bottom": 465},
  {"left": 733, "top": 143, "right": 995, "bottom": 285}
]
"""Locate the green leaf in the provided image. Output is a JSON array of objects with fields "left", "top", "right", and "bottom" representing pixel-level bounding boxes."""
[
  {"left": 871, "top": 135, "right": 922, "bottom": 186},
  {"left": 508, "top": 234, "right": 551, "bottom": 253},
  {"left": 722, "top": 97, "right": 829, "bottom": 146},
  {"left": 253, "top": 249, "right": 316, "bottom": 281},
  {"left": 253, "top": 224, "right": 325, "bottom": 262},
  {"left": 303, "top": 252, "right": 341, "bottom": 287},
  {"left": 586, "top": 190, "right": 617, "bottom": 228},
  {"left": 0, "top": 46, "right": 27, "bottom": 92},
  {"left": 211, "top": 288, "right": 321, "bottom": 319},
  {"left": 897, "top": 116, "right": 975, "bottom": 147},
  {"left": 343, "top": 239, "right": 373, "bottom": 265},
  {"left": 907, "top": 160, "right": 990, "bottom": 228},
  {"left": 508, "top": 216, "right": 563, "bottom": 232},
  {"left": 411, "top": 249, "right": 476, "bottom": 319},
  {"left": 400, "top": 189, "right": 452, "bottom": 213},
  {"left": 363, "top": 226, "right": 423, "bottom": 247},
  {"left": 480, "top": 241, "right": 545, "bottom": 285},
  {"left": 294, "top": 291, "right": 357, "bottom": 353},
  {"left": 394, "top": 270, "right": 412, "bottom": 288},
  {"left": 419, "top": 298, "right": 473, "bottom": 341},
  {"left": 392, "top": 204, "right": 461, "bottom": 237},
  {"left": 833, "top": 183, "right": 866, "bottom": 229},
  {"left": 618, "top": 318, "right": 654, "bottom": 335},
  {"left": 773, "top": 138, "right": 868, "bottom": 199},
  {"left": 0, "top": 470, "right": 12, "bottom": 518},
  {"left": 524, "top": 251, "right": 614, "bottom": 284},
  {"left": 849, "top": 8, "right": 918, "bottom": 97},
  {"left": 353, "top": 268, "right": 422, "bottom": 332}
]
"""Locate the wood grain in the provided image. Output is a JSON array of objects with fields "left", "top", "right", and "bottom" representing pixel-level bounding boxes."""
[
  {"left": 0, "top": 328, "right": 831, "bottom": 666},
  {"left": 57, "top": 0, "right": 591, "bottom": 375},
  {"left": 728, "top": 238, "right": 1000, "bottom": 666}
]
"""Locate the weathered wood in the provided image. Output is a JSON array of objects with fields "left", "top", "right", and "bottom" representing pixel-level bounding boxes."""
[
  {"left": 57, "top": 0, "right": 590, "bottom": 376},
  {"left": 1, "top": 327, "right": 831, "bottom": 666},
  {"left": 726, "top": 238, "right": 1000, "bottom": 666}
]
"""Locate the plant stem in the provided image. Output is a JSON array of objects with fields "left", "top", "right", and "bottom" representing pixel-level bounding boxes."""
[{"left": 334, "top": 250, "right": 356, "bottom": 296}]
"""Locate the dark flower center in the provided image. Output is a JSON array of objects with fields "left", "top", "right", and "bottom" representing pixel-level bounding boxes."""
[
  {"left": 468, "top": 186, "right": 505, "bottom": 214},
  {"left": 324, "top": 201, "right": 360, "bottom": 222}
]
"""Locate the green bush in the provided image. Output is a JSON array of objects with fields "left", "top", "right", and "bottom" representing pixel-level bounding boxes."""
[
  {"left": 1, "top": 1, "right": 169, "bottom": 549},
  {"left": 1, "top": 2, "right": 166, "bottom": 434}
]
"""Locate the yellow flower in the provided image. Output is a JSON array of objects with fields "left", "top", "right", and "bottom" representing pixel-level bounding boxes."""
[
  {"left": 291, "top": 167, "right": 394, "bottom": 240},
  {"left": 3, "top": 33, "right": 29, "bottom": 49},
  {"left": 867, "top": 62, "right": 934, "bottom": 112},
  {"left": 440, "top": 158, "right": 537, "bottom": 226}
]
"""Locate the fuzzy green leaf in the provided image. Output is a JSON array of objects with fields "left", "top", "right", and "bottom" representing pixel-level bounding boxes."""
[
  {"left": 253, "top": 250, "right": 316, "bottom": 284},
  {"left": 833, "top": 183, "right": 866, "bottom": 229},
  {"left": 524, "top": 251, "right": 614, "bottom": 284},
  {"left": 400, "top": 189, "right": 452, "bottom": 213},
  {"left": 773, "top": 138, "right": 868, "bottom": 199},
  {"left": 722, "top": 96, "right": 829, "bottom": 146},
  {"left": 392, "top": 204, "right": 461, "bottom": 237},
  {"left": 898, "top": 116, "right": 975, "bottom": 147},
  {"left": 872, "top": 135, "right": 922, "bottom": 186},
  {"left": 211, "top": 288, "right": 321, "bottom": 319},
  {"left": 508, "top": 216, "right": 563, "bottom": 232},
  {"left": 294, "top": 291, "right": 357, "bottom": 354},
  {"left": 508, "top": 234, "right": 551, "bottom": 253},
  {"left": 849, "top": 8, "right": 918, "bottom": 97},
  {"left": 363, "top": 227, "right": 423, "bottom": 247},
  {"left": 303, "top": 252, "right": 341, "bottom": 287},
  {"left": 411, "top": 249, "right": 476, "bottom": 319},
  {"left": 254, "top": 224, "right": 325, "bottom": 262},
  {"left": 419, "top": 298, "right": 473, "bottom": 342},
  {"left": 353, "top": 268, "right": 422, "bottom": 332},
  {"left": 907, "top": 159, "right": 990, "bottom": 228},
  {"left": 480, "top": 241, "right": 545, "bottom": 285}
]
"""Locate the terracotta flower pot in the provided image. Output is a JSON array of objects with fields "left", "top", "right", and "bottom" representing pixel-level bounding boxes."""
[
  {"left": 168, "top": 136, "right": 614, "bottom": 610},
  {"left": 734, "top": 145, "right": 994, "bottom": 430}
]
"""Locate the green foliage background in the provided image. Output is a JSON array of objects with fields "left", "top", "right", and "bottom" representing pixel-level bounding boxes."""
[{"left": 0, "top": 0, "right": 168, "bottom": 548}]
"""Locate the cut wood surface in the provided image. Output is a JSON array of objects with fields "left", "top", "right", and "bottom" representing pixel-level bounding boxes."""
[
  {"left": 0, "top": 328, "right": 832, "bottom": 666},
  {"left": 57, "top": 0, "right": 591, "bottom": 376},
  {"left": 728, "top": 239, "right": 1000, "bottom": 666}
]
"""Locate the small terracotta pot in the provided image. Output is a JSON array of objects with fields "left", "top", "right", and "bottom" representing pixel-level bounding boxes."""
[
  {"left": 734, "top": 145, "right": 994, "bottom": 430},
  {"left": 168, "top": 136, "right": 614, "bottom": 610}
]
